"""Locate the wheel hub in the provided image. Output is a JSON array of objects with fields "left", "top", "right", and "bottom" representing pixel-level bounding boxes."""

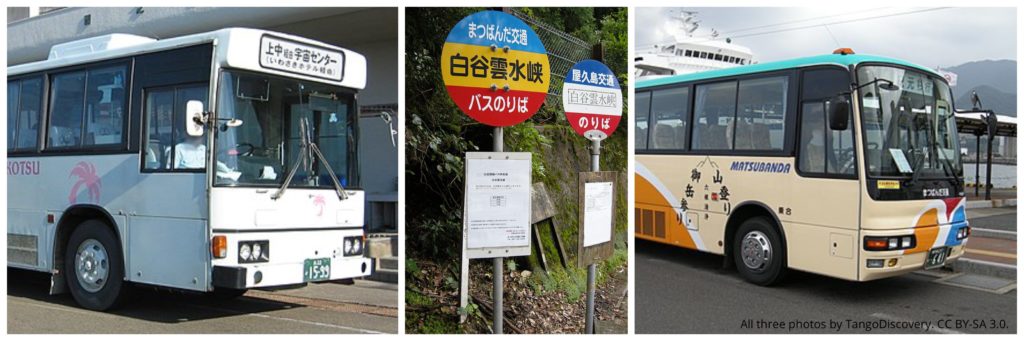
[
  {"left": 75, "top": 239, "right": 109, "bottom": 293},
  {"left": 740, "top": 231, "right": 772, "bottom": 272}
]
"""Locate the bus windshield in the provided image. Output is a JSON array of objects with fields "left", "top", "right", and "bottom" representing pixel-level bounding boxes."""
[
  {"left": 213, "top": 70, "right": 356, "bottom": 188},
  {"left": 857, "top": 65, "right": 961, "bottom": 179}
]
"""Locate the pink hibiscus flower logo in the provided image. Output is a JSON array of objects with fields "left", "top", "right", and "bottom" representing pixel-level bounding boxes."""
[
  {"left": 313, "top": 194, "right": 326, "bottom": 217},
  {"left": 68, "top": 162, "right": 101, "bottom": 205}
]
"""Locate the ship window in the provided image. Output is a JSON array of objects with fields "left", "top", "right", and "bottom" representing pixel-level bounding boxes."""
[
  {"left": 685, "top": 50, "right": 692, "bottom": 57},
  {"left": 699, "top": 51, "right": 708, "bottom": 59}
]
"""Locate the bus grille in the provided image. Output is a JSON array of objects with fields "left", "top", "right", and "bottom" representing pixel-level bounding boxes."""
[
  {"left": 636, "top": 209, "right": 667, "bottom": 239},
  {"left": 7, "top": 234, "right": 38, "bottom": 266}
]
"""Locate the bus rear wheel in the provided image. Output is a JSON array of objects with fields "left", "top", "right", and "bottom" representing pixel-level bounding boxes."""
[
  {"left": 733, "top": 217, "right": 787, "bottom": 286},
  {"left": 64, "top": 220, "right": 128, "bottom": 311}
]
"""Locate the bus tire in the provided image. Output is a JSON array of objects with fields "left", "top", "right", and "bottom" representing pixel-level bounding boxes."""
[
  {"left": 64, "top": 220, "right": 129, "bottom": 311},
  {"left": 733, "top": 217, "right": 787, "bottom": 286}
]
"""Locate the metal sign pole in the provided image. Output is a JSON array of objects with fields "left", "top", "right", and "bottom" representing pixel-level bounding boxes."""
[
  {"left": 493, "top": 127, "right": 504, "bottom": 334},
  {"left": 585, "top": 138, "right": 600, "bottom": 334}
]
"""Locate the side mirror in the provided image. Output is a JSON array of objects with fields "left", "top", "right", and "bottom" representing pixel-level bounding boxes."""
[
  {"left": 186, "top": 100, "right": 206, "bottom": 137},
  {"left": 828, "top": 96, "right": 850, "bottom": 131}
]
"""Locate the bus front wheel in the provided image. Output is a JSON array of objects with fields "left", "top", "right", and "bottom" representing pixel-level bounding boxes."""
[
  {"left": 64, "top": 220, "right": 128, "bottom": 311},
  {"left": 733, "top": 217, "right": 787, "bottom": 286}
]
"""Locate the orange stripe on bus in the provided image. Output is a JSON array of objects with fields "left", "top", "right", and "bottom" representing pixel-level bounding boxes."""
[
  {"left": 905, "top": 208, "right": 939, "bottom": 254},
  {"left": 634, "top": 173, "right": 696, "bottom": 249}
]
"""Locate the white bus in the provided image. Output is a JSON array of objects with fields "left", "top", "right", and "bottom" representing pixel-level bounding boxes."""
[{"left": 7, "top": 28, "right": 372, "bottom": 310}]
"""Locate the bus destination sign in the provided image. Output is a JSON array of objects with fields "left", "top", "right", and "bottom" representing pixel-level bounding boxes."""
[{"left": 260, "top": 35, "right": 344, "bottom": 81}]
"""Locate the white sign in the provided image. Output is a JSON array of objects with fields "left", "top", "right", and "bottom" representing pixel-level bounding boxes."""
[
  {"left": 260, "top": 36, "right": 344, "bottom": 81},
  {"left": 583, "top": 182, "right": 613, "bottom": 247},
  {"left": 937, "top": 69, "right": 958, "bottom": 87},
  {"left": 464, "top": 152, "right": 532, "bottom": 252},
  {"left": 889, "top": 148, "right": 914, "bottom": 174}
]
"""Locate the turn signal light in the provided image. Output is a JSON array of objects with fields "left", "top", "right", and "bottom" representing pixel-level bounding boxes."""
[
  {"left": 212, "top": 235, "right": 228, "bottom": 259},
  {"left": 864, "top": 235, "right": 915, "bottom": 251}
]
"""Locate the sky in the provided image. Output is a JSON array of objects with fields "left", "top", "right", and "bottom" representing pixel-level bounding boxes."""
[{"left": 635, "top": 7, "right": 1017, "bottom": 69}]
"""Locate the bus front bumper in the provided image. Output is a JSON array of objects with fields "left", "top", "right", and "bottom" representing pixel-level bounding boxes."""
[
  {"left": 213, "top": 256, "right": 372, "bottom": 289},
  {"left": 210, "top": 229, "right": 373, "bottom": 289},
  {"left": 858, "top": 241, "right": 968, "bottom": 281}
]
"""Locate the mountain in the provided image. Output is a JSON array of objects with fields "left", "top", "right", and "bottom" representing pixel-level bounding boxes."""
[
  {"left": 956, "top": 85, "right": 1016, "bottom": 116},
  {"left": 944, "top": 59, "right": 1016, "bottom": 115}
]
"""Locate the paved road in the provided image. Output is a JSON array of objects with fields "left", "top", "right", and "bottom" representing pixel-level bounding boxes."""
[
  {"left": 7, "top": 268, "right": 397, "bottom": 333},
  {"left": 967, "top": 207, "right": 1017, "bottom": 232},
  {"left": 636, "top": 240, "right": 1016, "bottom": 334}
]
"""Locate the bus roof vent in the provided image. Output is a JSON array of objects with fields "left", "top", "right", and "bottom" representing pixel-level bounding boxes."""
[{"left": 48, "top": 34, "right": 156, "bottom": 60}]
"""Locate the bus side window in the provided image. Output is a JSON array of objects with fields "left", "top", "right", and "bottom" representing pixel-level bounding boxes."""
[
  {"left": 736, "top": 76, "right": 787, "bottom": 150},
  {"left": 799, "top": 102, "right": 827, "bottom": 173},
  {"left": 144, "top": 90, "right": 175, "bottom": 170},
  {"left": 649, "top": 87, "right": 689, "bottom": 150},
  {"left": 48, "top": 71, "right": 87, "bottom": 148},
  {"left": 693, "top": 81, "right": 737, "bottom": 150},
  {"left": 83, "top": 66, "right": 127, "bottom": 146},
  {"left": 16, "top": 78, "right": 43, "bottom": 150},
  {"left": 799, "top": 68, "right": 854, "bottom": 176},
  {"left": 144, "top": 85, "right": 208, "bottom": 171},
  {"left": 635, "top": 91, "right": 651, "bottom": 150},
  {"left": 7, "top": 81, "right": 19, "bottom": 149}
]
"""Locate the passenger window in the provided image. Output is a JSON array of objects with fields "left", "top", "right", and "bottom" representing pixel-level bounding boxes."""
[
  {"left": 7, "top": 82, "right": 19, "bottom": 148},
  {"left": 144, "top": 85, "right": 208, "bottom": 171},
  {"left": 649, "top": 87, "right": 689, "bottom": 150},
  {"left": 48, "top": 71, "right": 87, "bottom": 148},
  {"left": 634, "top": 91, "right": 651, "bottom": 150},
  {"left": 83, "top": 66, "right": 127, "bottom": 146},
  {"left": 692, "top": 81, "right": 736, "bottom": 150},
  {"left": 16, "top": 79, "right": 42, "bottom": 149},
  {"left": 735, "top": 76, "right": 787, "bottom": 150}
]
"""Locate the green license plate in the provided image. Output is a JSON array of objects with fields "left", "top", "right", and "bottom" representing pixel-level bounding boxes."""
[
  {"left": 303, "top": 258, "right": 331, "bottom": 282},
  {"left": 924, "top": 247, "right": 949, "bottom": 269}
]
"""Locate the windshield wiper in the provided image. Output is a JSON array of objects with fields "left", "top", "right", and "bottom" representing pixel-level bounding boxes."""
[{"left": 272, "top": 117, "right": 350, "bottom": 201}]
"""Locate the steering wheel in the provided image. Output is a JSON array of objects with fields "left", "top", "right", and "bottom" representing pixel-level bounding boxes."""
[{"left": 234, "top": 143, "right": 256, "bottom": 157}]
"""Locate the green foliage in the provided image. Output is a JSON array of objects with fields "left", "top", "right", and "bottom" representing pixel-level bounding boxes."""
[
  {"left": 406, "top": 289, "right": 432, "bottom": 307},
  {"left": 406, "top": 257, "right": 420, "bottom": 276}
]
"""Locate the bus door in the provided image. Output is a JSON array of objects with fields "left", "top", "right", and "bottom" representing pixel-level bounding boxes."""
[{"left": 788, "top": 68, "right": 860, "bottom": 279}]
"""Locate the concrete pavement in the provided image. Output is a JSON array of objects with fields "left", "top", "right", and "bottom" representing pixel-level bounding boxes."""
[
  {"left": 635, "top": 240, "right": 1016, "bottom": 334},
  {"left": 7, "top": 268, "right": 397, "bottom": 333}
]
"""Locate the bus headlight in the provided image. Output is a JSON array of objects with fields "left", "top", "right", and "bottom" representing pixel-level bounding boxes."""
[
  {"left": 239, "top": 243, "right": 252, "bottom": 261},
  {"left": 343, "top": 236, "right": 363, "bottom": 256},
  {"left": 238, "top": 240, "right": 269, "bottom": 263},
  {"left": 864, "top": 235, "right": 916, "bottom": 251}
]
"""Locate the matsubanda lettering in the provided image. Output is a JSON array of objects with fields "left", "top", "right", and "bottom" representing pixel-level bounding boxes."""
[{"left": 729, "top": 161, "right": 791, "bottom": 174}]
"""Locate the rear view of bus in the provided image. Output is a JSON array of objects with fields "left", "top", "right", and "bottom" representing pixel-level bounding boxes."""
[
  {"left": 7, "top": 28, "right": 371, "bottom": 310},
  {"left": 634, "top": 49, "right": 968, "bottom": 285}
]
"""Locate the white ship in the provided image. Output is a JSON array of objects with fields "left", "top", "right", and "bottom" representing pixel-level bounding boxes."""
[{"left": 635, "top": 10, "right": 756, "bottom": 80}]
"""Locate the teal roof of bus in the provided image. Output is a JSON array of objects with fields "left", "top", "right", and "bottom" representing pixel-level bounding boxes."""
[{"left": 636, "top": 53, "right": 940, "bottom": 89}]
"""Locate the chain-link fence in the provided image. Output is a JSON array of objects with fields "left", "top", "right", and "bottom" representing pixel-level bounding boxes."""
[{"left": 508, "top": 9, "right": 592, "bottom": 106}]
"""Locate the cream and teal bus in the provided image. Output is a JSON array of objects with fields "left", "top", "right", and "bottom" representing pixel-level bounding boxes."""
[{"left": 635, "top": 49, "right": 968, "bottom": 285}]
